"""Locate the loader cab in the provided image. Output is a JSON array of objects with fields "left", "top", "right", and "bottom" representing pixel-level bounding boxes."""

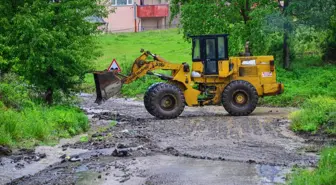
[{"left": 191, "top": 34, "right": 229, "bottom": 75}]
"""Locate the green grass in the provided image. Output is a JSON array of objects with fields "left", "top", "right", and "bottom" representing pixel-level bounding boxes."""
[
  {"left": 0, "top": 104, "right": 89, "bottom": 148},
  {"left": 110, "top": 120, "right": 117, "bottom": 127},
  {"left": 289, "top": 147, "right": 336, "bottom": 185},
  {"left": 0, "top": 74, "right": 89, "bottom": 148},
  {"left": 80, "top": 135, "right": 89, "bottom": 143},
  {"left": 290, "top": 96, "right": 336, "bottom": 135}
]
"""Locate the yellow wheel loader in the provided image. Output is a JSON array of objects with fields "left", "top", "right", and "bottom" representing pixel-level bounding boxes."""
[{"left": 93, "top": 34, "right": 284, "bottom": 119}]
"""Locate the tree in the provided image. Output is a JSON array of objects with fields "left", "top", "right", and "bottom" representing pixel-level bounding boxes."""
[
  {"left": 170, "top": 0, "right": 281, "bottom": 56},
  {"left": 0, "top": 0, "right": 108, "bottom": 104}
]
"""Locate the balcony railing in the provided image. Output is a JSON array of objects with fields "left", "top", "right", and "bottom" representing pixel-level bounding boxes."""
[{"left": 137, "top": 4, "right": 169, "bottom": 18}]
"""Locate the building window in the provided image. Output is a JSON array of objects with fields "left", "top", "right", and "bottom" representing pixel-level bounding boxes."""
[
  {"left": 111, "top": 0, "right": 133, "bottom": 6},
  {"left": 157, "top": 0, "right": 169, "bottom": 4}
]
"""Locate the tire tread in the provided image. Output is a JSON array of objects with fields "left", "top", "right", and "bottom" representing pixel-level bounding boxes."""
[
  {"left": 144, "top": 83, "right": 185, "bottom": 119},
  {"left": 222, "top": 80, "right": 258, "bottom": 116}
]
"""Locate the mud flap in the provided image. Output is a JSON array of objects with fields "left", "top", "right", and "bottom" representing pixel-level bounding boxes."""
[{"left": 93, "top": 71, "right": 123, "bottom": 104}]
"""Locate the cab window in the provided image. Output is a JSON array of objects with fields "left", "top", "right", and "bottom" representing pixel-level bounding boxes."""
[
  {"left": 192, "top": 39, "right": 201, "bottom": 60},
  {"left": 206, "top": 39, "right": 216, "bottom": 59},
  {"left": 218, "top": 37, "right": 225, "bottom": 59}
]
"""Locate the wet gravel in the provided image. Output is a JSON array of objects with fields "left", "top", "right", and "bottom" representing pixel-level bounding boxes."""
[{"left": 3, "top": 94, "right": 330, "bottom": 185}]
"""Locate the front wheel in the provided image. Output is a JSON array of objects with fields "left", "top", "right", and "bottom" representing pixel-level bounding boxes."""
[
  {"left": 222, "top": 80, "right": 259, "bottom": 116},
  {"left": 144, "top": 83, "right": 185, "bottom": 119}
]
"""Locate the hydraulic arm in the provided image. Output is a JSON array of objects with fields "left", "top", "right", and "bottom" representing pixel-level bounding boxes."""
[{"left": 93, "top": 50, "right": 194, "bottom": 104}]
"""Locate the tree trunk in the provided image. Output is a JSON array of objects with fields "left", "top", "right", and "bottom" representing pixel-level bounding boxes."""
[
  {"left": 238, "top": 1, "right": 251, "bottom": 55},
  {"left": 283, "top": 31, "right": 290, "bottom": 69},
  {"left": 45, "top": 87, "right": 53, "bottom": 105},
  {"left": 240, "top": 0, "right": 250, "bottom": 24},
  {"left": 282, "top": 0, "right": 290, "bottom": 69}
]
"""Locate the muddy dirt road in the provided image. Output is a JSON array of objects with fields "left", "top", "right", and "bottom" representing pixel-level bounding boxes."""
[{"left": 1, "top": 94, "right": 323, "bottom": 185}]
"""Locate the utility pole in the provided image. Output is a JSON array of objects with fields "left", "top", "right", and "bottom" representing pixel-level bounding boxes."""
[{"left": 134, "top": 2, "right": 137, "bottom": 32}]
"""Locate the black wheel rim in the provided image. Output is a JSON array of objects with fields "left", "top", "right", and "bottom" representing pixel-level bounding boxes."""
[
  {"left": 232, "top": 90, "right": 249, "bottom": 107},
  {"left": 160, "top": 94, "right": 177, "bottom": 111}
]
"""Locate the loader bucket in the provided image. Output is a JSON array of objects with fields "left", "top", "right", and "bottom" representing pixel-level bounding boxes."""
[{"left": 93, "top": 71, "right": 123, "bottom": 104}]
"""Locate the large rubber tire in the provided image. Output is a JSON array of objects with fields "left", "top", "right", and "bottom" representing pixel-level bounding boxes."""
[
  {"left": 143, "top": 83, "right": 185, "bottom": 119},
  {"left": 222, "top": 80, "right": 258, "bottom": 116},
  {"left": 144, "top": 82, "right": 163, "bottom": 116}
]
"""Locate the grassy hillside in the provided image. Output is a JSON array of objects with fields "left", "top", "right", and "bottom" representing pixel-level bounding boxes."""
[{"left": 93, "top": 29, "right": 190, "bottom": 70}]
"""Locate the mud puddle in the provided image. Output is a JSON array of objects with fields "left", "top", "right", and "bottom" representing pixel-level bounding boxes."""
[
  {"left": 10, "top": 155, "right": 290, "bottom": 185},
  {"left": 75, "top": 155, "right": 290, "bottom": 185}
]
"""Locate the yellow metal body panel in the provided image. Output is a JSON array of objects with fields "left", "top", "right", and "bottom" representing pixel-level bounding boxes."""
[
  {"left": 172, "top": 65, "right": 200, "bottom": 106},
  {"left": 218, "top": 60, "right": 232, "bottom": 78},
  {"left": 263, "top": 83, "right": 284, "bottom": 95},
  {"left": 192, "top": 61, "right": 203, "bottom": 72},
  {"left": 184, "top": 88, "right": 201, "bottom": 106},
  {"left": 190, "top": 56, "right": 283, "bottom": 100}
]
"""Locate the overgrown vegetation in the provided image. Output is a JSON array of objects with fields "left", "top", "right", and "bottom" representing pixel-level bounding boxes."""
[
  {"left": 290, "top": 97, "right": 336, "bottom": 135},
  {"left": 289, "top": 147, "right": 336, "bottom": 185},
  {"left": 0, "top": 104, "right": 89, "bottom": 148},
  {"left": 0, "top": 74, "right": 89, "bottom": 148}
]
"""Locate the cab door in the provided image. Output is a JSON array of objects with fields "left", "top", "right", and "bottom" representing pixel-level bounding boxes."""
[{"left": 203, "top": 38, "right": 218, "bottom": 75}]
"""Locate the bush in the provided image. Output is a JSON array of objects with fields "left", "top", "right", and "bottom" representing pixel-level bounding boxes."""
[
  {"left": 290, "top": 96, "right": 336, "bottom": 134},
  {"left": 289, "top": 147, "right": 336, "bottom": 185},
  {"left": 0, "top": 73, "right": 34, "bottom": 110}
]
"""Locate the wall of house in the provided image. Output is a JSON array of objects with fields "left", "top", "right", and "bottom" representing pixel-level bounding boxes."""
[
  {"left": 105, "top": 5, "right": 139, "bottom": 32},
  {"left": 104, "top": 0, "right": 178, "bottom": 33}
]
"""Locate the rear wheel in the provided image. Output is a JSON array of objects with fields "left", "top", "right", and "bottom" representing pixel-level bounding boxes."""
[
  {"left": 144, "top": 83, "right": 185, "bottom": 119},
  {"left": 222, "top": 80, "right": 258, "bottom": 116}
]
